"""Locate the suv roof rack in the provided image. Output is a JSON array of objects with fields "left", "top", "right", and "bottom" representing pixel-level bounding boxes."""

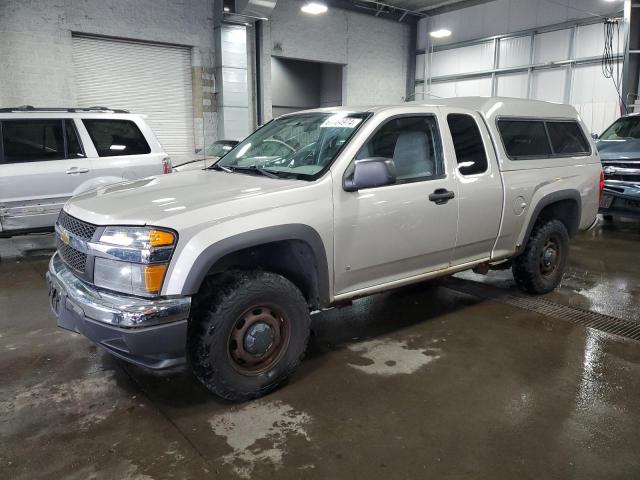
[{"left": 0, "top": 105, "right": 130, "bottom": 113}]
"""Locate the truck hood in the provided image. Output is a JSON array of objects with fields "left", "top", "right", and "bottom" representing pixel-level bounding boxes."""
[
  {"left": 596, "top": 139, "right": 640, "bottom": 161},
  {"left": 65, "top": 170, "right": 307, "bottom": 226}
]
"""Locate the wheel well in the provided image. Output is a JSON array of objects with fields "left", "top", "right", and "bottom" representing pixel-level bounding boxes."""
[
  {"left": 535, "top": 199, "right": 580, "bottom": 237},
  {"left": 202, "top": 240, "right": 322, "bottom": 309}
]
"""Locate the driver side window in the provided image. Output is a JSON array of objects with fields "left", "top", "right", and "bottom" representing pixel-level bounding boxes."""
[{"left": 356, "top": 116, "right": 444, "bottom": 183}]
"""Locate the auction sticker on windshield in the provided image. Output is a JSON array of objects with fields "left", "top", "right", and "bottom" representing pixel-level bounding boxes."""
[{"left": 321, "top": 116, "right": 362, "bottom": 129}]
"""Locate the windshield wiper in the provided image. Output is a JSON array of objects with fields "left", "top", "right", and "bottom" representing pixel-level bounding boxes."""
[
  {"left": 232, "top": 165, "right": 282, "bottom": 179},
  {"left": 209, "top": 164, "right": 233, "bottom": 173}
]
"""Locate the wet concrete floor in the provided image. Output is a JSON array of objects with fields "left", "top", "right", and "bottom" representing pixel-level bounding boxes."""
[{"left": 1, "top": 218, "right": 640, "bottom": 479}]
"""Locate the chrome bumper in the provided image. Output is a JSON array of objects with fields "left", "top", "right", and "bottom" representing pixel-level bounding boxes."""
[{"left": 47, "top": 253, "right": 191, "bottom": 368}]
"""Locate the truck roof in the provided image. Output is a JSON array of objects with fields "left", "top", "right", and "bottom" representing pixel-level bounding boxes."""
[{"left": 297, "top": 97, "right": 581, "bottom": 121}]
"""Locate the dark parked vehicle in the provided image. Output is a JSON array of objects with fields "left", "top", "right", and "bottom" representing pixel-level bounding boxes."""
[{"left": 596, "top": 113, "right": 640, "bottom": 219}]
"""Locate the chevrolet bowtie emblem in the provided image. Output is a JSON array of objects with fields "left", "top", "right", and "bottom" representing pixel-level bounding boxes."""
[{"left": 60, "top": 228, "right": 70, "bottom": 246}]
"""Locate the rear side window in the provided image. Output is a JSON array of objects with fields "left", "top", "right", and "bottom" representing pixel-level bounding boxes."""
[
  {"left": 1, "top": 120, "right": 65, "bottom": 163},
  {"left": 546, "top": 121, "right": 590, "bottom": 155},
  {"left": 497, "top": 120, "right": 551, "bottom": 158},
  {"left": 447, "top": 114, "right": 488, "bottom": 175},
  {"left": 82, "top": 119, "right": 150, "bottom": 157},
  {"left": 498, "top": 119, "right": 590, "bottom": 159}
]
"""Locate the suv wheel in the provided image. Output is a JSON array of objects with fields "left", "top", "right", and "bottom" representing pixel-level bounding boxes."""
[
  {"left": 512, "top": 219, "right": 569, "bottom": 294},
  {"left": 188, "top": 270, "right": 311, "bottom": 401}
]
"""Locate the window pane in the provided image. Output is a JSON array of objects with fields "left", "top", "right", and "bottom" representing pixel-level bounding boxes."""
[
  {"left": 65, "top": 120, "right": 85, "bottom": 158},
  {"left": 534, "top": 29, "right": 571, "bottom": 63},
  {"left": 447, "top": 114, "right": 488, "bottom": 175},
  {"left": 546, "top": 121, "right": 590, "bottom": 155},
  {"left": 497, "top": 120, "right": 551, "bottom": 158},
  {"left": 357, "top": 116, "right": 443, "bottom": 182},
  {"left": 531, "top": 68, "right": 567, "bottom": 103},
  {"left": 1, "top": 120, "right": 65, "bottom": 163},
  {"left": 498, "top": 36, "right": 531, "bottom": 68},
  {"left": 82, "top": 119, "right": 150, "bottom": 157}
]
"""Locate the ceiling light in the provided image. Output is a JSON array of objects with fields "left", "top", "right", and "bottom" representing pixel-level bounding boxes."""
[
  {"left": 301, "top": 2, "right": 328, "bottom": 14},
  {"left": 430, "top": 29, "right": 452, "bottom": 39},
  {"left": 223, "top": 6, "right": 230, "bottom": 12}
]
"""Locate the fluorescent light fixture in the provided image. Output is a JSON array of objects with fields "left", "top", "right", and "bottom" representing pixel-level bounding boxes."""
[
  {"left": 223, "top": 6, "right": 230, "bottom": 11},
  {"left": 430, "top": 29, "right": 452, "bottom": 39},
  {"left": 301, "top": 2, "right": 328, "bottom": 14}
]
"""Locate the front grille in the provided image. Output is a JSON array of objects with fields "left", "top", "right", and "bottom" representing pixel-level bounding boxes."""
[
  {"left": 606, "top": 174, "right": 640, "bottom": 183},
  {"left": 57, "top": 210, "right": 97, "bottom": 241},
  {"left": 57, "top": 237, "right": 87, "bottom": 273},
  {"left": 602, "top": 161, "right": 640, "bottom": 169}
]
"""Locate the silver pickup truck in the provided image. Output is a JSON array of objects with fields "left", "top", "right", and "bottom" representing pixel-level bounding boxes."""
[{"left": 47, "top": 97, "right": 602, "bottom": 401}]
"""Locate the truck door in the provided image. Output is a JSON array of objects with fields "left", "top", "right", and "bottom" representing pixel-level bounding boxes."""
[
  {"left": 332, "top": 112, "right": 459, "bottom": 296},
  {"left": 441, "top": 109, "right": 503, "bottom": 264},
  {"left": 0, "top": 118, "right": 91, "bottom": 233}
]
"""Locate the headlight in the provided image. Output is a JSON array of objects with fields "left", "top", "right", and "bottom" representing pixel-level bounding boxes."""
[
  {"left": 100, "top": 226, "right": 175, "bottom": 249},
  {"left": 93, "top": 227, "right": 176, "bottom": 296}
]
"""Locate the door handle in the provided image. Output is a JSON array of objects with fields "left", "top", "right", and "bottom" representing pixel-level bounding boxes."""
[
  {"left": 65, "top": 167, "right": 90, "bottom": 175},
  {"left": 429, "top": 188, "right": 455, "bottom": 205}
]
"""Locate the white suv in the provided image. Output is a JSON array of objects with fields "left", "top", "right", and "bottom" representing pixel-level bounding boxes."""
[{"left": 0, "top": 106, "right": 171, "bottom": 237}]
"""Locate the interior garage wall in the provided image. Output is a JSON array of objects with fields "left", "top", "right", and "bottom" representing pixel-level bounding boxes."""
[
  {"left": 0, "top": 0, "right": 217, "bottom": 150},
  {"left": 417, "top": 0, "right": 624, "bottom": 48},
  {"left": 260, "top": 0, "right": 410, "bottom": 122},
  {"left": 416, "top": 0, "right": 625, "bottom": 133}
]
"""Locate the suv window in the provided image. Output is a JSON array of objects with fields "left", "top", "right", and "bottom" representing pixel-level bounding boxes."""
[
  {"left": 65, "top": 120, "right": 85, "bottom": 158},
  {"left": 497, "top": 120, "right": 551, "bottom": 158},
  {"left": 546, "top": 121, "right": 590, "bottom": 155},
  {"left": 83, "top": 119, "right": 150, "bottom": 157},
  {"left": 356, "top": 116, "right": 443, "bottom": 183},
  {"left": 447, "top": 114, "right": 488, "bottom": 175},
  {"left": 1, "top": 119, "right": 65, "bottom": 163}
]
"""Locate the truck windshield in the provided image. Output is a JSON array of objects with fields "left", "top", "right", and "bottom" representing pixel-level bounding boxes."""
[
  {"left": 600, "top": 116, "right": 640, "bottom": 140},
  {"left": 216, "top": 112, "right": 370, "bottom": 179}
]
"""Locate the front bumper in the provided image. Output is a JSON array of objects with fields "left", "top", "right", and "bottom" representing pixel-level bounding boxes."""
[
  {"left": 599, "top": 183, "right": 640, "bottom": 219},
  {"left": 46, "top": 253, "right": 191, "bottom": 369}
]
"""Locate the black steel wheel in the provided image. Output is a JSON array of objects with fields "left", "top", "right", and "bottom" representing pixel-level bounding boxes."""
[
  {"left": 512, "top": 219, "right": 569, "bottom": 294},
  {"left": 188, "top": 270, "right": 310, "bottom": 401}
]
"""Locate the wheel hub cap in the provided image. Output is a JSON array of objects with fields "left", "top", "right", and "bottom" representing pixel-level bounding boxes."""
[
  {"left": 228, "top": 305, "right": 290, "bottom": 375},
  {"left": 243, "top": 322, "right": 274, "bottom": 355},
  {"left": 543, "top": 247, "right": 557, "bottom": 267}
]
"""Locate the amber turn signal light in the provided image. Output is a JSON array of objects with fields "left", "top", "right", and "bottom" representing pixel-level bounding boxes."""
[
  {"left": 149, "top": 229, "right": 175, "bottom": 247},
  {"left": 144, "top": 264, "right": 168, "bottom": 293}
]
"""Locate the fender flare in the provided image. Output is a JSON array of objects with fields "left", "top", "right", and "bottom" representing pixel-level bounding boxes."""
[
  {"left": 180, "top": 224, "right": 330, "bottom": 304},
  {"left": 518, "top": 189, "right": 582, "bottom": 250}
]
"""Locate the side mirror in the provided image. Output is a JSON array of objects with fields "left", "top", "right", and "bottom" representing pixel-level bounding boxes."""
[
  {"left": 591, "top": 133, "right": 599, "bottom": 140},
  {"left": 344, "top": 157, "right": 397, "bottom": 192}
]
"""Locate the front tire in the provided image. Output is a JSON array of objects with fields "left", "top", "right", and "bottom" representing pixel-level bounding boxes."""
[
  {"left": 188, "top": 270, "right": 311, "bottom": 401},
  {"left": 512, "top": 219, "right": 569, "bottom": 294}
]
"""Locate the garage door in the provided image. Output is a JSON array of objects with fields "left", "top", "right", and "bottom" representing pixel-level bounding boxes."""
[{"left": 72, "top": 35, "right": 194, "bottom": 156}]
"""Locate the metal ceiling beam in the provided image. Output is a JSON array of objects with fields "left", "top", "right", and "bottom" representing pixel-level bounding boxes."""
[
  {"left": 417, "top": 0, "right": 495, "bottom": 15},
  {"left": 328, "top": 0, "right": 423, "bottom": 22}
]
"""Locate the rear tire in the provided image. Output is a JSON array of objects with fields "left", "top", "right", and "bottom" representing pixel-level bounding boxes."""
[
  {"left": 188, "top": 270, "right": 311, "bottom": 401},
  {"left": 512, "top": 219, "right": 569, "bottom": 294}
]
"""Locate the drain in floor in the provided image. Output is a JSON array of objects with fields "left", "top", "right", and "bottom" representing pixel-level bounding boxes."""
[{"left": 444, "top": 277, "right": 640, "bottom": 341}]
